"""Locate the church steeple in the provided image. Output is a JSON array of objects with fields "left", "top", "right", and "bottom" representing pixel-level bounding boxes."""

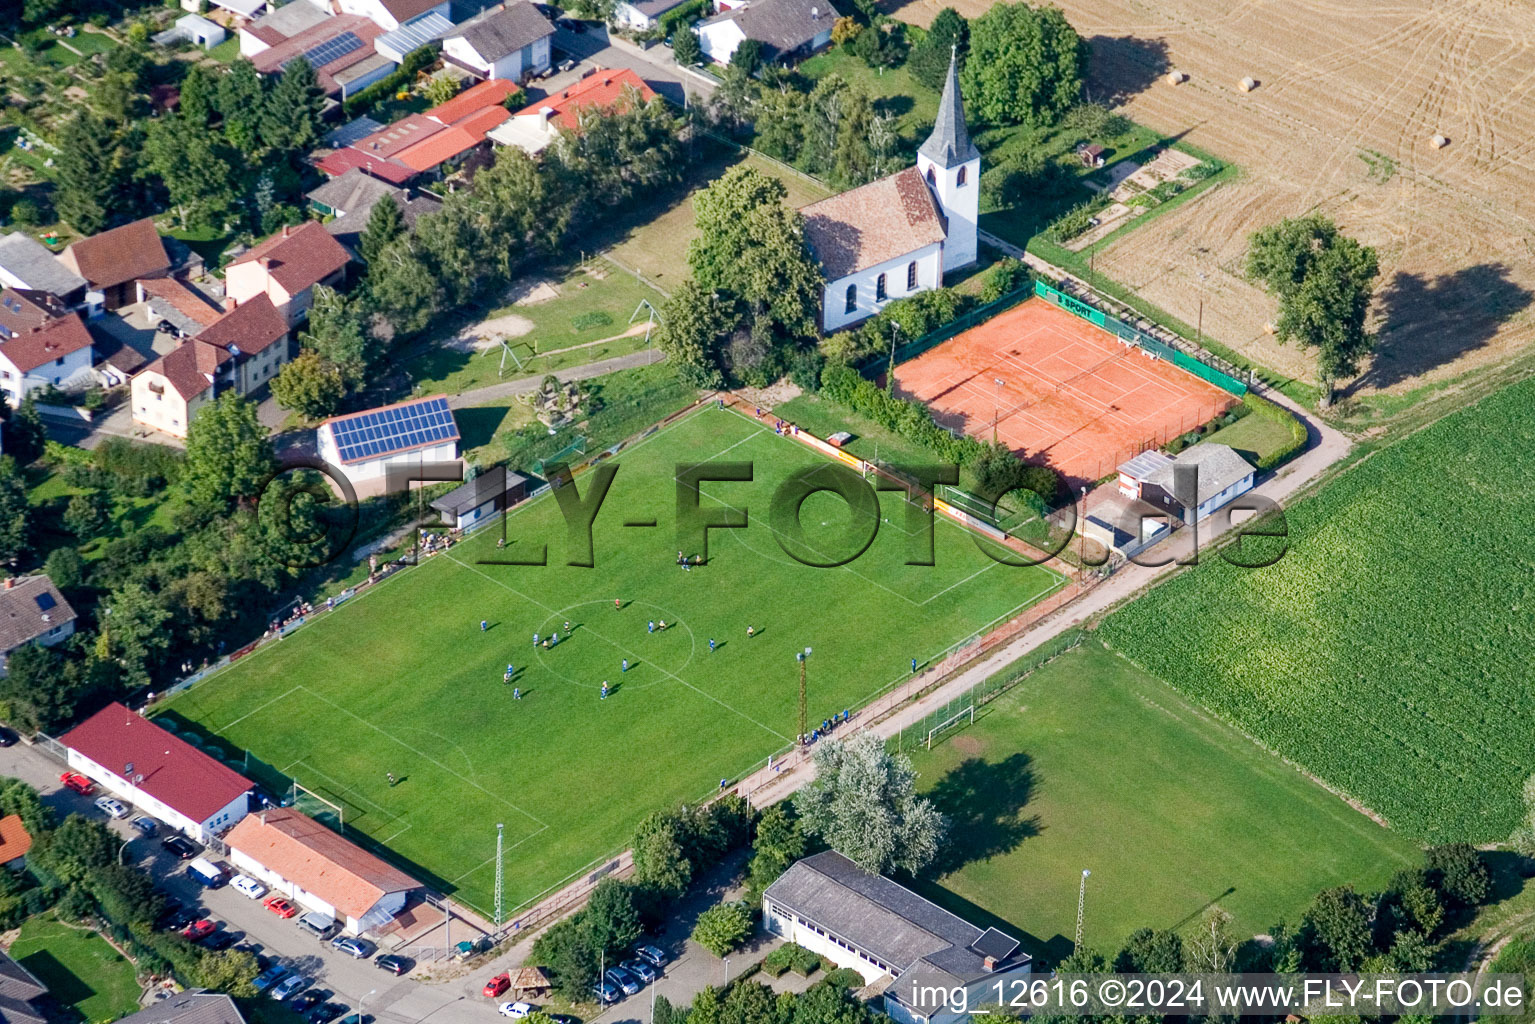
[{"left": 919, "top": 50, "right": 979, "bottom": 169}]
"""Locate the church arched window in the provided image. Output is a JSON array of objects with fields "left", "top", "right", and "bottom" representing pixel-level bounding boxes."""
[
  {"left": 956, "top": 165, "right": 968, "bottom": 187},
  {"left": 876, "top": 273, "right": 887, "bottom": 301},
  {"left": 907, "top": 261, "right": 918, "bottom": 290},
  {"left": 845, "top": 283, "right": 857, "bottom": 314}
]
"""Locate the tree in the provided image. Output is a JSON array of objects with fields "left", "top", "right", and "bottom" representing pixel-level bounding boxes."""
[
  {"left": 366, "top": 237, "right": 439, "bottom": 335},
  {"left": 747, "top": 804, "right": 804, "bottom": 896},
  {"left": 673, "top": 26, "right": 702, "bottom": 66},
  {"left": 3, "top": 399, "right": 46, "bottom": 466},
  {"left": 142, "top": 114, "right": 238, "bottom": 229},
  {"left": 909, "top": 8, "right": 968, "bottom": 90},
  {"left": 0, "top": 458, "right": 29, "bottom": 566},
  {"left": 731, "top": 38, "right": 764, "bottom": 76},
  {"left": 99, "top": 582, "right": 171, "bottom": 685},
  {"left": 359, "top": 195, "right": 405, "bottom": 265},
  {"left": 1425, "top": 843, "right": 1490, "bottom": 908},
  {"left": 584, "top": 878, "right": 643, "bottom": 959},
  {"left": 178, "top": 64, "right": 217, "bottom": 126},
  {"left": 1244, "top": 214, "right": 1380, "bottom": 404},
  {"left": 691, "top": 900, "right": 752, "bottom": 956},
  {"left": 531, "top": 913, "right": 600, "bottom": 1000},
  {"left": 34, "top": 814, "right": 116, "bottom": 885},
  {"left": 271, "top": 352, "right": 347, "bottom": 420},
  {"left": 183, "top": 392, "right": 275, "bottom": 510},
  {"left": 1185, "top": 907, "right": 1238, "bottom": 972},
  {"left": 656, "top": 279, "right": 729, "bottom": 386},
  {"left": 45, "top": 546, "right": 84, "bottom": 592},
  {"left": 793, "top": 732, "right": 947, "bottom": 876},
  {"left": 632, "top": 810, "right": 693, "bottom": 898},
  {"left": 1300, "top": 886, "right": 1373, "bottom": 971},
  {"left": 52, "top": 112, "right": 122, "bottom": 235},
  {"left": 961, "top": 2, "right": 1085, "bottom": 128},
  {"left": 215, "top": 60, "right": 266, "bottom": 152},
  {"left": 195, "top": 948, "right": 261, "bottom": 997},
  {"left": 1114, "top": 928, "right": 1184, "bottom": 973},
  {"left": 262, "top": 58, "right": 326, "bottom": 154},
  {"left": 300, "top": 286, "right": 370, "bottom": 384},
  {"left": 64, "top": 490, "right": 109, "bottom": 539}
]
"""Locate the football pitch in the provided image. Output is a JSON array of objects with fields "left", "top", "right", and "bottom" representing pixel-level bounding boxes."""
[{"left": 160, "top": 407, "right": 1065, "bottom": 914}]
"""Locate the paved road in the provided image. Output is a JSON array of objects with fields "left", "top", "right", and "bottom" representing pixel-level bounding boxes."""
[
  {"left": 446, "top": 349, "right": 666, "bottom": 410},
  {"left": 545, "top": 24, "right": 716, "bottom": 108}
]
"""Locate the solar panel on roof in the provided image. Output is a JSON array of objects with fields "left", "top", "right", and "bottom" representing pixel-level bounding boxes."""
[
  {"left": 332, "top": 397, "right": 457, "bottom": 463},
  {"left": 284, "top": 30, "right": 363, "bottom": 71},
  {"left": 33, "top": 592, "right": 55, "bottom": 612}
]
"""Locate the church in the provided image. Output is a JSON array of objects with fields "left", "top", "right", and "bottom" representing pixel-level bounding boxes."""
[{"left": 801, "top": 54, "right": 980, "bottom": 334}]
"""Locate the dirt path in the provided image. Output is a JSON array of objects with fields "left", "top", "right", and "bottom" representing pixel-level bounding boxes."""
[{"left": 445, "top": 347, "right": 666, "bottom": 409}]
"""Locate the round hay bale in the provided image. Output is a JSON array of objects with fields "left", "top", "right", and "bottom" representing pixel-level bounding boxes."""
[
  {"left": 1239, "top": 76, "right": 1258, "bottom": 92},
  {"left": 1430, "top": 133, "right": 1449, "bottom": 149},
  {"left": 1263, "top": 322, "right": 1277, "bottom": 335},
  {"left": 1166, "top": 70, "right": 1187, "bottom": 85}
]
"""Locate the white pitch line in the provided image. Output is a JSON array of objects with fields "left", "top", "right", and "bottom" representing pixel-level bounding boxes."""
[
  {"left": 919, "top": 557, "right": 1003, "bottom": 605},
  {"left": 219, "top": 685, "right": 304, "bottom": 732}
]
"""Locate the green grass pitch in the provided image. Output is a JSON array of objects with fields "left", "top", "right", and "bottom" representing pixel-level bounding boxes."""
[{"left": 160, "top": 407, "right": 1065, "bottom": 914}]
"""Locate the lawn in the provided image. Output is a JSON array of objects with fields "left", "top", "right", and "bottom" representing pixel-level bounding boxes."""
[
  {"left": 1202, "top": 407, "right": 1299, "bottom": 465},
  {"left": 603, "top": 146, "right": 832, "bottom": 289},
  {"left": 798, "top": 46, "right": 939, "bottom": 147},
  {"left": 908, "top": 642, "right": 1418, "bottom": 962},
  {"left": 68, "top": 29, "right": 120, "bottom": 58},
  {"left": 27, "top": 468, "right": 179, "bottom": 563},
  {"left": 159, "top": 406, "right": 1065, "bottom": 914},
  {"left": 205, "top": 35, "right": 241, "bottom": 62},
  {"left": 10, "top": 915, "right": 141, "bottom": 1023},
  {"left": 162, "top": 222, "right": 236, "bottom": 272},
  {"left": 400, "top": 264, "right": 667, "bottom": 396},
  {"left": 1100, "top": 373, "right": 1535, "bottom": 844}
]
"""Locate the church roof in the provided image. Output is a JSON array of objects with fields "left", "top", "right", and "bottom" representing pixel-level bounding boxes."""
[
  {"left": 802, "top": 167, "right": 947, "bottom": 279},
  {"left": 919, "top": 52, "right": 978, "bottom": 168}
]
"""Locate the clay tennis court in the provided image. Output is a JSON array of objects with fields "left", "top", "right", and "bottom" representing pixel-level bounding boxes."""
[{"left": 893, "top": 299, "right": 1236, "bottom": 485}]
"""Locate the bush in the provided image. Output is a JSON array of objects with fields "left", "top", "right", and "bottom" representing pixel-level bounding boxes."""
[
  {"left": 824, "top": 966, "right": 865, "bottom": 989},
  {"left": 691, "top": 900, "right": 753, "bottom": 956},
  {"left": 1240, "top": 391, "right": 1307, "bottom": 470},
  {"left": 1186, "top": 160, "right": 1223, "bottom": 182},
  {"left": 342, "top": 45, "right": 436, "bottom": 117},
  {"left": 980, "top": 257, "right": 1031, "bottom": 303},
  {"left": 1062, "top": 102, "right": 1132, "bottom": 140},
  {"left": 1043, "top": 194, "right": 1112, "bottom": 242},
  {"left": 658, "top": 0, "right": 708, "bottom": 34}
]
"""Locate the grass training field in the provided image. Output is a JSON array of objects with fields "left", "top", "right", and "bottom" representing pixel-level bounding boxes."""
[
  {"left": 161, "top": 407, "right": 1064, "bottom": 912},
  {"left": 909, "top": 643, "right": 1418, "bottom": 959},
  {"left": 1101, "top": 375, "right": 1535, "bottom": 844},
  {"left": 11, "top": 915, "right": 141, "bottom": 1023}
]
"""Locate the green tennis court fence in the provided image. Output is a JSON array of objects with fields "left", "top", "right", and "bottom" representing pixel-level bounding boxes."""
[
  {"left": 853, "top": 282, "right": 1037, "bottom": 378},
  {"left": 1035, "top": 280, "right": 1249, "bottom": 397}
]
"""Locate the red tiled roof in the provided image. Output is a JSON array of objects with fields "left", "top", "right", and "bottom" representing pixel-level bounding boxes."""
[
  {"left": 139, "top": 277, "right": 223, "bottom": 329},
  {"left": 62, "top": 703, "right": 253, "bottom": 823},
  {"left": 0, "top": 815, "right": 31, "bottom": 865},
  {"left": 515, "top": 68, "right": 656, "bottom": 132},
  {"left": 427, "top": 77, "right": 518, "bottom": 125},
  {"left": 396, "top": 106, "right": 508, "bottom": 169},
  {"left": 61, "top": 218, "right": 170, "bottom": 290},
  {"left": 0, "top": 313, "right": 93, "bottom": 374},
  {"left": 200, "top": 294, "right": 289, "bottom": 355},
  {"left": 0, "top": 288, "right": 65, "bottom": 338},
  {"left": 380, "top": 0, "right": 445, "bottom": 23},
  {"left": 351, "top": 113, "right": 446, "bottom": 159},
  {"left": 225, "top": 808, "right": 420, "bottom": 920},
  {"left": 229, "top": 221, "right": 352, "bottom": 296},
  {"left": 140, "top": 337, "right": 228, "bottom": 401},
  {"left": 251, "top": 15, "right": 384, "bottom": 95},
  {"left": 801, "top": 166, "right": 947, "bottom": 279},
  {"left": 315, "top": 148, "right": 419, "bottom": 185}
]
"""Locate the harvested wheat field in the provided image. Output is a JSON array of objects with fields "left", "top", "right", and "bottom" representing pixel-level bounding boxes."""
[{"left": 889, "top": 0, "right": 1535, "bottom": 404}]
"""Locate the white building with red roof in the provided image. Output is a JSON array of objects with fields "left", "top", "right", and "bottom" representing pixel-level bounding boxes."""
[
  {"left": 226, "top": 221, "right": 351, "bottom": 327},
  {"left": 61, "top": 703, "right": 255, "bottom": 844},
  {"left": 0, "top": 314, "right": 95, "bottom": 406},
  {"left": 800, "top": 54, "right": 979, "bottom": 332},
  {"left": 225, "top": 808, "right": 421, "bottom": 936},
  {"left": 487, "top": 67, "right": 658, "bottom": 155}
]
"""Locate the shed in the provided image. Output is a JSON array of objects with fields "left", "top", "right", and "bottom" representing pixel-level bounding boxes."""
[
  {"left": 1079, "top": 143, "right": 1105, "bottom": 167},
  {"left": 1144, "top": 442, "right": 1255, "bottom": 523},
  {"left": 511, "top": 966, "right": 551, "bottom": 998},
  {"left": 153, "top": 13, "right": 227, "bottom": 49},
  {"left": 429, "top": 465, "right": 528, "bottom": 529}
]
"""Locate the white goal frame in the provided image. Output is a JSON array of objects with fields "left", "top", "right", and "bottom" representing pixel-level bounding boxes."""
[{"left": 926, "top": 705, "right": 976, "bottom": 749}]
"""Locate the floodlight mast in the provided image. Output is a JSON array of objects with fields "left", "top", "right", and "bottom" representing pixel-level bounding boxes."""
[
  {"left": 796, "top": 648, "right": 812, "bottom": 744},
  {"left": 1076, "top": 868, "right": 1091, "bottom": 949}
]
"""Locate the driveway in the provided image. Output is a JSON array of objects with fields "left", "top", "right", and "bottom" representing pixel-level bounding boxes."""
[{"left": 544, "top": 24, "right": 716, "bottom": 107}]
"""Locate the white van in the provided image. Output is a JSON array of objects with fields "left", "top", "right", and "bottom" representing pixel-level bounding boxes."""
[
  {"left": 186, "top": 857, "right": 228, "bottom": 889},
  {"left": 298, "top": 910, "right": 341, "bottom": 940}
]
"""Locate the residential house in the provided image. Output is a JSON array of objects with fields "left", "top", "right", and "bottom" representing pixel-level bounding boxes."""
[
  {"left": 111, "top": 991, "right": 245, "bottom": 1024},
  {"left": 0, "top": 288, "right": 67, "bottom": 341},
  {"left": 488, "top": 67, "right": 657, "bottom": 154},
  {"left": 131, "top": 294, "right": 290, "bottom": 439},
  {"left": 250, "top": 14, "right": 391, "bottom": 98},
  {"left": 61, "top": 702, "right": 255, "bottom": 844},
  {"left": 0, "top": 233, "right": 87, "bottom": 310},
  {"left": 0, "top": 816, "right": 32, "bottom": 870},
  {"left": 801, "top": 54, "right": 977, "bottom": 331},
  {"left": 225, "top": 807, "right": 422, "bottom": 936},
  {"left": 429, "top": 465, "right": 528, "bottom": 529},
  {"left": 1142, "top": 442, "right": 1256, "bottom": 523},
  {"left": 0, "top": 314, "right": 95, "bottom": 406},
  {"left": 0, "top": 950, "right": 49, "bottom": 1024},
  {"left": 441, "top": 2, "right": 554, "bottom": 82},
  {"left": 336, "top": 0, "right": 451, "bottom": 32},
  {"left": 305, "top": 169, "right": 442, "bottom": 256},
  {"left": 613, "top": 0, "right": 694, "bottom": 32},
  {"left": 225, "top": 221, "right": 351, "bottom": 326},
  {"left": 695, "top": 0, "right": 838, "bottom": 65},
  {"left": 764, "top": 851, "right": 1032, "bottom": 1024},
  {"left": 316, "top": 394, "right": 459, "bottom": 495},
  {"left": 239, "top": 0, "right": 331, "bottom": 57},
  {"left": 57, "top": 218, "right": 171, "bottom": 315},
  {"left": 374, "top": 10, "right": 456, "bottom": 62},
  {"left": 318, "top": 79, "right": 521, "bottom": 181},
  {"left": 0, "top": 575, "right": 77, "bottom": 675}
]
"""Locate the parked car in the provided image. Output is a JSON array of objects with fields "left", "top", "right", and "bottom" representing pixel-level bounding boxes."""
[
  {"left": 130, "top": 816, "right": 157, "bottom": 836},
  {"left": 253, "top": 965, "right": 288, "bottom": 993},
  {"left": 374, "top": 954, "right": 411, "bottom": 975},
  {"left": 0, "top": 726, "right": 18, "bottom": 747},
  {"left": 181, "top": 919, "right": 216, "bottom": 941},
  {"left": 273, "top": 974, "right": 310, "bottom": 1001},
  {"left": 605, "top": 967, "right": 641, "bottom": 996},
  {"left": 297, "top": 912, "right": 343, "bottom": 941},
  {"left": 556, "top": 16, "right": 586, "bottom": 31},
  {"left": 203, "top": 929, "right": 239, "bottom": 951},
  {"left": 332, "top": 937, "right": 372, "bottom": 959},
  {"left": 264, "top": 896, "right": 298, "bottom": 919},
  {"left": 93, "top": 795, "right": 129, "bottom": 818},
  {"left": 161, "top": 835, "right": 200, "bottom": 859},
  {"left": 635, "top": 944, "right": 667, "bottom": 968},
  {"left": 499, "top": 1003, "right": 534, "bottom": 1019},
  {"left": 231, "top": 875, "right": 267, "bottom": 899},
  {"left": 556, "top": 57, "right": 577, "bottom": 72},
  {"left": 483, "top": 973, "right": 511, "bottom": 998},
  {"left": 622, "top": 958, "right": 658, "bottom": 984},
  {"left": 339, "top": 1014, "right": 372, "bottom": 1024},
  {"left": 307, "top": 1003, "right": 345, "bottom": 1024},
  {"left": 290, "top": 990, "right": 324, "bottom": 1014},
  {"left": 59, "top": 772, "right": 94, "bottom": 796},
  {"left": 592, "top": 980, "right": 620, "bottom": 1004},
  {"left": 154, "top": 898, "right": 193, "bottom": 931}
]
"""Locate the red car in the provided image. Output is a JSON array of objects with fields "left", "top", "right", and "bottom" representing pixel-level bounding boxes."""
[
  {"left": 59, "top": 772, "right": 94, "bottom": 796},
  {"left": 483, "top": 973, "right": 511, "bottom": 998},
  {"left": 182, "top": 919, "right": 215, "bottom": 941},
  {"left": 263, "top": 896, "right": 298, "bottom": 919}
]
